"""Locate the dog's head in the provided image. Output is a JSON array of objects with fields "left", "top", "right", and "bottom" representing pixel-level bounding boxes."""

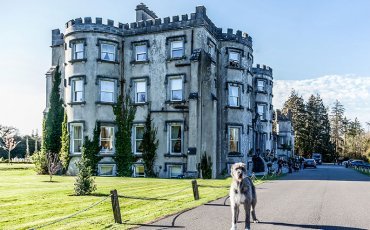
[{"left": 231, "top": 162, "right": 246, "bottom": 181}]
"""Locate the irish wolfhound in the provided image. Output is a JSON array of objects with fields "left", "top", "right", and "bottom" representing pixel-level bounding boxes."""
[{"left": 230, "top": 162, "right": 258, "bottom": 230}]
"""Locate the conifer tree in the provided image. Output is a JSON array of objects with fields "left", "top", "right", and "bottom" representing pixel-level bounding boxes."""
[
  {"left": 60, "top": 111, "right": 70, "bottom": 171},
  {"left": 141, "top": 112, "right": 159, "bottom": 177},
  {"left": 81, "top": 122, "right": 102, "bottom": 175},
  {"left": 113, "top": 95, "right": 136, "bottom": 176},
  {"left": 44, "top": 66, "right": 64, "bottom": 156},
  {"left": 330, "top": 100, "right": 345, "bottom": 158}
]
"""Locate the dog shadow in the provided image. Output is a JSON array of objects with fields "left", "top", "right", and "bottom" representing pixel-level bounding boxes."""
[{"left": 257, "top": 221, "right": 367, "bottom": 230}]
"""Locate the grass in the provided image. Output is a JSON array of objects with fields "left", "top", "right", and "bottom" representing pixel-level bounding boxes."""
[
  {"left": 354, "top": 167, "right": 370, "bottom": 176},
  {"left": 0, "top": 164, "right": 267, "bottom": 230}
]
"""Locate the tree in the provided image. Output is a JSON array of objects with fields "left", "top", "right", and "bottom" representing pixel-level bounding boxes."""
[
  {"left": 74, "top": 157, "right": 96, "bottom": 196},
  {"left": 141, "top": 112, "right": 159, "bottom": 177},
  {"left": 82, "top": 122, "right": 102, "bottom": 175},
  {"left": 1, "top": 136, "right": 21, "bottom": 164},
  {"left": 46, "top": 152, "right": 61, "bottom": 182},
  {"left": 113, "top": 94, "right": 136, "bottom": 177},
  {"left": 44, "top": 66, "right": 64, "bottom": 159},
  {"left": 282, "top": 90, "right": 307, "bottom": 156},
  {"left": 60, "top": 112, "right": 70, "bottom": 171},
  {"left": 330, "top": 100, "right": 345, "bottom": 158}
]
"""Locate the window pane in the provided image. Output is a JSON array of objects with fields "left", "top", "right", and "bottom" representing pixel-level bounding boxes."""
[
  {"left": 101, "top": 140, "right": 113, "bottom": 150},
  {"left": 101, "top": 92, "right": 114, "bottom": 102},
  {"left": 101, "top": 81, "right": 114, "bottom": 92},
  {"left": 258, "top": 105, "right": 264, "bottom": 114},
  {"left": 171, "top": 41, "right": 183, "bottom": 49},
  {"left": 136, "top": 140, "right": 143, "bottom": 152},
  {"left": 136, "top": 126, "right": 144, "bottom": 139},
  {"left": 75, "top": 43, "right": 84, "bottom": 52},
  {"left": 229, "top": 128, "right": 239, "bottom": 152},
  {"left": 100, "top": 166, "right": 113, "bottom": 175},
  {"left": 171, "top": 90, "right": 182, "bottom": 101},
  {"left": 102, "top": 44, "right": 115, "bottom": 53},
  {"left": 171, "top": 125, "right": 181, "bottom": 139},
  {"left": 171, "top": 78, "right": 182, "bottom": 90},
  {"left": 229, "top": 97, "right": 238, "bottom": 107},
  {"left": 137, "top": 92, "right": 146, "bottom": 103},
  {"left": 136, "top": 45, "right": 147, "bottom": 54},
  {"left": 74, "top": 80, "right": 83, "bottom": 91},
  {"left": 229, "top": 86, "right": 238, "bottom": 96},
  {"left": 135, "top": 165, "right": 145, "bottom": 176},
  {"left": 170, "top": 165, "right": 182, "bottom": 178},
  {"left": 101, "top": 127, "right": 113, "bottom": 139},
  {"left": 136, "top": 53, "right": 147, "bottom": 61},
  {"left": 171, "top": 140, "right": 182, "bottom": 153},
  {"left": 73, "top": 126, "right": 82, "bottom": 139},
  {"left": 229, "top": 52, "right": 239, "bottom": 61},
  {"left": 172, "top": 49, "right": 183, "bottom": 58},
  {"left": 136, "top": 81, "right": 146, "bottom": 92},
  {"left": 74, "top": 140, "right": 82, "bottom": 153}
]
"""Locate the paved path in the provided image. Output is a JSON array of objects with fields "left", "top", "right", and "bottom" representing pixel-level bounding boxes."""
[{"left": 137, "top": 165, "right": 370, "bottom": 230}]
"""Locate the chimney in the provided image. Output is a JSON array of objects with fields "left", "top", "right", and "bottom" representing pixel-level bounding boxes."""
[{"left": 135, "top": 3, "right": 158, "bottom": 22}]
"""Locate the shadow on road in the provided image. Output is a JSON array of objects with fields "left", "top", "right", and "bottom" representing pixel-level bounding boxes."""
[
  {"left": 258, "top": 221, "right": 367, "bottom": 230},
  {"left": 278, "top": 166, "right": 370, "bottom": 182}
]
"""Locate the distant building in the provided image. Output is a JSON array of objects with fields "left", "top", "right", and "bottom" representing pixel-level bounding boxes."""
[
  {"left": 45, "top": 4, "right": 274, "bottom": 178},
  {"left": 274, "top": 109, "right": 295, "bottom": 159}
]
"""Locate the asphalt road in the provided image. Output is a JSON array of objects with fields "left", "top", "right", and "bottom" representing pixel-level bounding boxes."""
[{"left": 137, "top": 165, "right": 370, "bottom": 230}]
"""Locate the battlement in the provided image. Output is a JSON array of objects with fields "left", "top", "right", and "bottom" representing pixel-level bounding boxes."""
[
  {"left": 275, "top": 109, "right": 292, "bottom": 121},
  {"left": 252, "top": 64, "right": 273, "bottom": 77},
  {"left": 61, "top": 5, "right": 252, "bottom": 48},
  {"left": 51, "top": 29, "right": 64, "bottom": 47}
]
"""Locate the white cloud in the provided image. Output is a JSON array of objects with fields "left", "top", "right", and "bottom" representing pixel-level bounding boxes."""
[{"left": 273, "top": 75, "right": 370, "bottom": 126}]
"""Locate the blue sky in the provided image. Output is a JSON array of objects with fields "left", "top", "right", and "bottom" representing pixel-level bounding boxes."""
[{"left": 1, "top": 0, "right": 370, "bottom": 134}]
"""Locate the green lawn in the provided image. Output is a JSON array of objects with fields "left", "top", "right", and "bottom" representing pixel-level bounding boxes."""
[{"left": 0, "top": 164, "right": 266, "bottom": 230}]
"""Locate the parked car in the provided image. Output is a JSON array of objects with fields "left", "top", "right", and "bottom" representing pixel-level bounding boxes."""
[
  {"left": 304, "top": 159, "right": 317, "bottom": 168},
  {"left": 312, "top": 153, "right": 322, "bottom": 165},
  {"left": 350, "top": 160, "right": 365, "bottom": 167}
]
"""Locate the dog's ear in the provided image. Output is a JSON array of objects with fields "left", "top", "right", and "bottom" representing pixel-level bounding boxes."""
[{"left": 241, "top": 163, "right": 247, "bottom": 171}]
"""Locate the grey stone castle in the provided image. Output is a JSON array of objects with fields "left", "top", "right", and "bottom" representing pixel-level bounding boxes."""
[{"left": 45, "top": 4, "right": 275, "bottom": 178}]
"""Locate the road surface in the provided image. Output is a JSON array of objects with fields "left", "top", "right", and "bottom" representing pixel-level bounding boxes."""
[{"left": 137, "top": 165, "right": 370, "bottom": 230}]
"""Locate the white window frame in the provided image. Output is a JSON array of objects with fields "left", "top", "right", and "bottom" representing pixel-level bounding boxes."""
[
  {"left": 171, "top": 40, "right": 184, "bottom": 58},
  {"left": 100, "top": 80, "right": 115, "bottom": 103},
  {"left": 133, "top": 164, "right": 145, "bottom": 177},
  {"left": 133, "top": 125, "right": 145, "bottom": 155},
  {"left": 257, "top": 80, "right": 265, "bottom": 92},
  {"left": 257, "top": 104, "right": 266, "bottom": 120},
  {"left": 228, "top": 126, "right": 240, "bottom": 153},
  {"left": 134, "top": 80, "right": 147, "bottom": 103},
  {"left": 135, "top": 44, "right": 148, "bottom": 61},
  {"left": 100, "top": 126, "right": 114, "bottom": 153},
  {"left": 228, "top": 84, "right": 240, "bottom": 107},
  {"left": 72, "top": 41, "right": 85, "bottom": 60},
  {"left": 169, "top": 123, "right": 183, "bottom": 155},
  {"left": 70, "top": 123, "right": 83, "bottom": 154},
  {"left": 168, "top": 165, "right": 183, "bottom": 178},
  {"left": 169, "top": 77, "right": 183, "bottom": 101},
  {"left": 98, "top": 164, "right": 116, "bottom": 176},
  {"left": 72, "top": 79, "right": 84, "bottom": 102},
  {"left": 100, "top": 43, "right": 116, "bottom": 62}
]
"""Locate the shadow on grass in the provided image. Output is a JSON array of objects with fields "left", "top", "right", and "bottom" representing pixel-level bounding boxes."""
[
  {"left": 256, "top": 221, "right": 366, "bottom": 230},
  {"left": 91, "top": 192, "right": 169, "bottom": 201},
  {"left": 41, "top": 180, "right": 61, "bottom": 183}
]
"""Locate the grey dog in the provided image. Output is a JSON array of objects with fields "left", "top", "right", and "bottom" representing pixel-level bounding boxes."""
[{"left": 229, "top": 162, "right": 258, "bottom": 230}]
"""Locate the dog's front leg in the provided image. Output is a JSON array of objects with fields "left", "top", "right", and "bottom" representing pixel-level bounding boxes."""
[
  {"left": 244, "top": 203, "right": 251, "bottom": 230},
  {"left": 231, "top": 203, "right": 239, "bottom": 230}
]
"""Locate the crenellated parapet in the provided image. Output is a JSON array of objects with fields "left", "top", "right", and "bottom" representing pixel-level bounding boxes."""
[
  {"left": 252, "top": 64, "right": 273, "bottom": 78},
  {"left": 61, "top": 5, "right": 252, "bottom": 48},
  {"left": 51, "top": 29, "right": 64, "bottom": 47}
]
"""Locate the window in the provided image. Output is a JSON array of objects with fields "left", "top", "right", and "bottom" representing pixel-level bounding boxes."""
[
  {"left": 257, "top": 80, "right": 265, "bottom": 91},
  {"left": 100, "top": 80, "right": 115, "bottom": 102},
  {"left": 171, "top": 41, "right": 184, "bottom": 58},
  {"left": 134, "top": 165, "right": 145, "bottom": 177},
  {"left": 100, "top": 126, "right": 114, "bottom": 152},
  {"left": 99, "top": 164, "right": 116, "bottom": 176},
  {"left": 169, "top": 165, "right": 182, "bottom": 178},
  {"left": 170, "top": 77, "right": 183, "bottom": 101},
  {"left": 229, "top": 127, "right": 240, "bottom": 153},
  {"left": 170, "top": 124, "right": 182, "bottom": 154},
  {"left": 229, "top": 51, "right": 240, "bottom": 67},
  {"left": 72, "top": 42, "right": 84, "bottom": 60},
  {"left": 228, "top": 85, "right": 240, "bottom": 107},
  {"left": 135, "top": 44, "right": 147, "bottom": 61},
  {"left": 72, "top": 79, "right": 84, "bottom": 102},
  {"left": 257, "top": 104, "right": 266, "bottom": 120},
  {"left": 100, "top": 43, "right": 116, "bottom": 61},
  {"left": 71, "top": 124, "right": 83, "bottom": 153},
  {"left": 134, "top": 125, "right": 144, "bottom": 154},
  {"left": 135, "top": 81, "right": 146, "bottom": 103},
  {"left": 208, "top": 41, "right": 216, "bottom": 58}
]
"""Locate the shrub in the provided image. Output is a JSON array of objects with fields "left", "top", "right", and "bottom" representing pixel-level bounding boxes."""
[
  {"left": 31, "top": 151, "right": 48, "bottom": 174},
  {"left": 74, "top": 157, "right": 96, "bottom": 196},
  {"left": 200, "top": 152, "right": 212, "bottom": 179}
]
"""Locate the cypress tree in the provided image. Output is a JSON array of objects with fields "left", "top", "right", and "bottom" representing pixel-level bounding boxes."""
[
  {"left": 141, "top": 112, "right": 159, "bottom": 177},
  {"left": 81, "top": 122, "right": 102, "bottom": 175},
  {"left": 113, "top": 95, "right": 136, "bottom": 177},
  {"left": 60, "top": 111, "right": 70, "bottom": 171},
  {"left": 44, "top": 66, "right": 64, "bottom": 155}
]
